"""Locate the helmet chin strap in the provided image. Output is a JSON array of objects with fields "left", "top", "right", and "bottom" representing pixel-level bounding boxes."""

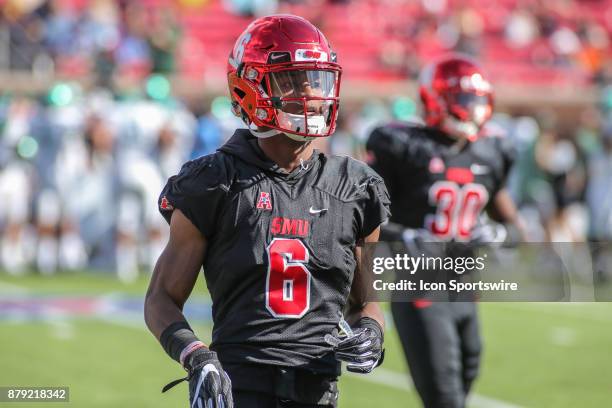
[
  {"left": 248, "top": 122, "right": 282, "bottom": 138},
  {"left": 443, "top": 116, "right": 479, "bottom": 142},
  {"left": 284, "top": 132, "right": 317, "bottom": 142},
  {"left": 248, "top": 122, "right": 317, "bottom": 142}
]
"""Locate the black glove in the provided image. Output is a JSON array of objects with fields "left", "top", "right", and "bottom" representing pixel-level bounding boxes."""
[
  {"left": 325, "top": 317, "right": 384, "bottom": 374},
  {"left": 469, "top": 221, "right": 523, "bottom": 249},
  {"left": 186, "top": 349, "right": 233, "bottom": 408},
  {"left": 162, "top": 349, "right": 233, "bottom": 408},
  {"left": 469, "top": 222, "right": 508, "bottom": 246},
  {"left": 402, "top": 227, "right": 447, "bottom": 256}
]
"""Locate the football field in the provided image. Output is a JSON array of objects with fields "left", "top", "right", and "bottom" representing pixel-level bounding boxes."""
[{"left": 0, "top": 272, "right": 610, "bottom": 408}]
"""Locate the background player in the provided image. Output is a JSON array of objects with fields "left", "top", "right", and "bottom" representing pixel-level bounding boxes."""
[
  {"left": 145, "top": 15, "right": 389, "bottom": 408},
  {"left": 367, "top": 54, "right": 524, "bottom": 408}
]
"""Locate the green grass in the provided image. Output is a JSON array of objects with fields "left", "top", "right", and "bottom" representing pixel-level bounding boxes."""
[{"left": 0, "top": 273, "right": 611, "bottom": 407}]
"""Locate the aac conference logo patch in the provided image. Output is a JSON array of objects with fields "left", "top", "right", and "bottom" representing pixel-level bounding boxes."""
[
  {"left": 256, "top": 192, "right": 273, "bottom": 210},
  {"left": 160, "top": 196, "right": 173, "bottom": 210}
]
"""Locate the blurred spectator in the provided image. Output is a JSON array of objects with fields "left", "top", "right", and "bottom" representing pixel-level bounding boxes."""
[
  {"left": 586, "top": 122, "right": 612, "bottom": 242},
  {"left": 115, "top": 3, "right": 151, "bottom": 77},
  {"left": 42, "top": 0, "right": 79, "bottom": 59},
  {"left": 586, "top": 120, "right": 612, "bottom": 282},
  {"left": 3, "top": 1, "right": 48, "bottom": 71},
  {"left": 225, "top": 0, "right": 278, "bottom": 18},
  {"left": 505, "top": 7, "right": 539, "bottom": 49},
  {"left": 192, "top": 113, "right": 223, "bottom": 159},
  {"left": 63, "top": 114, "right": 115, "bottom": 272},
  {"left": 148, "top": 8, "right": 180, "bottom": 74},
  {"left": 454, "top": 6, "right": 484, "bottom": 56},
  {"left": 533, "top": 127, "right": 588, "bottom": 241},
  {"left": 549, "top": 25, "right": 581, "bottom": 65}
]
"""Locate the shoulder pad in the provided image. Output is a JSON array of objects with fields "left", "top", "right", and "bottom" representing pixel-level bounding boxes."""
[
  {"left": 171, "top": 153, "right": 232, "bottom": 196},
  {"left": 315, "top": 155, "right": 386, "bottom": 202},
  {"left": 480, "top": 122, "right": 508, "bottom": 139}
]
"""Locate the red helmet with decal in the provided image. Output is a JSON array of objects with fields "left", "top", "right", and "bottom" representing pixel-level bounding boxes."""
[
  {"left": 419, "top": 54, "right": 494, "bottom": 141},
  {"left": 227, "top": 15, "right": 341, "bottom": 140}
]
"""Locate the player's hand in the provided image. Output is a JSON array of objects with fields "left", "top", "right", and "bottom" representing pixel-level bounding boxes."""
[
  {"left": 325, "top": 317, "right": 384, "bottom": 374},
  {"left": 185, "top": 349, "right": 233, "bottom": 408},
  {"left": 402, "top": 228, "right": 447, "bottom": 258},
  {"left": 470, "top": 222, "right": 508, "bottom": 246}
]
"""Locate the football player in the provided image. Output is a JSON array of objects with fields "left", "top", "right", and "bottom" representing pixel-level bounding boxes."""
[
  {"left": 366, "top": 54, "right": 524, "bottom": 408},
  {"left": 145, "top": 15, "right": 390, "bottom": 408}
]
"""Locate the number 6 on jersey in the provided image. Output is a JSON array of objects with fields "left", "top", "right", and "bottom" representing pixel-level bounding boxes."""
[{"left": 266, "top": 238, "right": 311, "bottom": 318}]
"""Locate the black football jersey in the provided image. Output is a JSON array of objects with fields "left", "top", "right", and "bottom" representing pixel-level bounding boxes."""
[
  {"left": 159, "top": 129, "right": 390, "bottom": 376},
  {"left": 366, "top": 122, "right": 515, "bottom": 240}
]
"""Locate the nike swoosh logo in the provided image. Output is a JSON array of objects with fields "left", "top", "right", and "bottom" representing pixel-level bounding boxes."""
[
  {"left": 270, "top": 53, "right": 285, "bottom": 60},
  {"left": 470, "top": 164, "right": 490, "bottom": 175},
  {"left": 309, "top": 206, "right": 328, "bottom": 214}
]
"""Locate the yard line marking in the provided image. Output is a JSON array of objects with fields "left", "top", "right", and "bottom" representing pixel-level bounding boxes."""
[
  {"left": 347, "top": 367, "right": 525, "bottom": 408},
  {"left": 49, "top": 317, "right": 75, "bottom": 340},
  {"left": 470, "top": 393, "right": 525, "bottom": 408},
  {"left": 346, "top": 366, "right": 414, "bottom": 391},
  {"left": 550, "top": 326, "right": 577, "bottom": 347}
]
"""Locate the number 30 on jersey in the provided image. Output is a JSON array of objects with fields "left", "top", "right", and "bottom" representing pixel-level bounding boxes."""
[
  {"left": 265, "top": 238, "right": 311, "bottom": 318},
  {"left": 426, "top": 181, "right": 489, "bottom": 240}
]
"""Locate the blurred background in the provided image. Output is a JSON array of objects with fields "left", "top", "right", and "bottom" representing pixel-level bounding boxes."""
[{"left": 0, "top": 0, "right": 611, "bottom": 407}]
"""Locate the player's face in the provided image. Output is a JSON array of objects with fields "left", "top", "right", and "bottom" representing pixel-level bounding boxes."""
[
  {"left": 268, "top": 70, "right": 336, "bottom": 115},
  {"left": 443, "top": 91, "right": 492, "bottom": 140},
  {"left": 265, "top": 69, "right": 338, "bottom": 137},
  {"left": 447, "top": 92, "right": 491, "bottom": 126}
]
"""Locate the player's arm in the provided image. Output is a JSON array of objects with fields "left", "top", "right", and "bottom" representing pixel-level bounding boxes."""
[
  {"left": 488, "top": 188, "right": 517, "bottom": 224},
  {"left": 327, "top": 227, "right": 385, "bottom": 374},
  {"left": 145, "top": 209, "right": 204, "bottom": 339},
  {"left": 144, "top": 209, "right": 233, "bottom": 407},
  {"left": 346, "top": 227, "right": 384, "bottom": 328},
  {"left": 476, "top": 134, "right": 526, "bottom": 243},
  {"left": 487, "top": 188, "right": 526, "bottom": 241}
]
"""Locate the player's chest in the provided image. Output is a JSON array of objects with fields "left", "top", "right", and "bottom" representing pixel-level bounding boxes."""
[
  {"left": 227, "top": 178, "right": 358, "bottom": 254},
  {"left": 411, "top": 147, "right": 499, "bottom": 201}
]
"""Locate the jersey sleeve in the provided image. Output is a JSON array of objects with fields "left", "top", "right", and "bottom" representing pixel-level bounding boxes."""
[
  {"left": 158, "top": 154, "right": 229, "bottom": 238},
  {"left": 357, "top": 175, "right": 391, "bottom": 239},
  {"left": 365, "top": 126, "right": 405, "bottom": 196}
]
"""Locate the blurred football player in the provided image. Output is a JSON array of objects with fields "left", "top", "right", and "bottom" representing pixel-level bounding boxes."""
[
  {"left": 145, "top": 15, "right": 389, "bottom": 408},
  {"left": 367, "top": 54, "right": 524, "bottom": 408}
]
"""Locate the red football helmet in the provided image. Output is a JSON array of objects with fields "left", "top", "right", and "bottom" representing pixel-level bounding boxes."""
[
  {"left": 419, "top": 54, "right": 494, "bottom": 141},
  {"left": 227, "top": 15, "right": 341, "bottom": 141}
]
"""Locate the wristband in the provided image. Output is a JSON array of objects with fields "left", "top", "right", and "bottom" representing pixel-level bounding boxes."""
[
  {"left": 159, "top": 321, "right": 203, "bottom": 365},
  {"left": 179, "top": 341, "right": 206, "bottom": 366}
]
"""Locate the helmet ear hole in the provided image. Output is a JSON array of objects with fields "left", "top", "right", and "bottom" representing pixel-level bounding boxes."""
[
  {"left": 233, "top": 88, "right": 246, "bottom": 100},
  {"left": 420, "top": 87, "right": 441, "bottom": 126}
]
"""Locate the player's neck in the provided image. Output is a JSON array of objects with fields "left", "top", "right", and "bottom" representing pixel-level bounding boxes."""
[{"left": 257, "top": 134, "right": 315, "bottom": 172}]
